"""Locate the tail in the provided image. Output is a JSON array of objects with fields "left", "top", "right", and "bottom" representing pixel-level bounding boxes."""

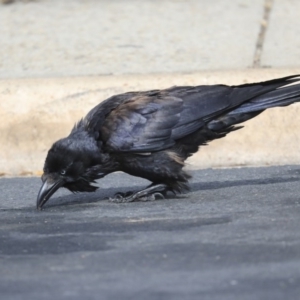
[{"left": 207, "top": 75, "right": 300, "bottom": 130}]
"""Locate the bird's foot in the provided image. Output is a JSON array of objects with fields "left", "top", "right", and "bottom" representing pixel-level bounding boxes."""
[
  {"left": 109, "top": 184, "right": 167, "bottom": 203},
  {"left": 109, "top": 191, "right": 133, "bottom": 203},
  {"left": 113, "top": 191, "right": 134, "bottom": 198}
]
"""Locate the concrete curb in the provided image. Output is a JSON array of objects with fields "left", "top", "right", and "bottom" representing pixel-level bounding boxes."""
[{"left": 1, "top": 68, "right": 300, "bottom": 176}]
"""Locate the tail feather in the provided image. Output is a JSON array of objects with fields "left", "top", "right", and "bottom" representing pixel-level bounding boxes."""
[
  {"left": 229, "top": 82, "right": 300, "bottom": 115},
  {"left": 232, "top": 74, "right": 300, "bottom": 91},
  {"left": 228, "top": 75, "right": 300, "bottom": 105},
  {"left": 207, "top": 75, "right": 300, "bottom": 130}
]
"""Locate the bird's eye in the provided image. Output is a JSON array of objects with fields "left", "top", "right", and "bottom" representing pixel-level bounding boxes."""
[{"left": 60, "top": 170, "right": 66, "bottom": 175}]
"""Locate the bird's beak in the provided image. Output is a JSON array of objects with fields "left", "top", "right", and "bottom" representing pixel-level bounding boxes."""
[{"left": 37, "top": 177, "right": 65, "bottom": 210}]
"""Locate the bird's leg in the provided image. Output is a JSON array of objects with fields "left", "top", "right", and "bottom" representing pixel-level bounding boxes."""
[{"left": 109, "top": 184, "right": 167, "bottom": 203}]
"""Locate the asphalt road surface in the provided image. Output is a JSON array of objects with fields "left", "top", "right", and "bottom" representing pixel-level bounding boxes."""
[{"left": 1, "top": 165, "right": 300, "bottom": 300}]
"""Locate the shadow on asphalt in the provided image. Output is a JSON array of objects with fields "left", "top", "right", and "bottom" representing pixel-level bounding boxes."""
[{"left": 190, "top": 175, "right": 300, "bottom": 192}]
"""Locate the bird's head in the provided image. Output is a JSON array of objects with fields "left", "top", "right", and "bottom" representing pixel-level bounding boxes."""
[{"left": 37, "top": 133, "right": 107, "bottom": 210}]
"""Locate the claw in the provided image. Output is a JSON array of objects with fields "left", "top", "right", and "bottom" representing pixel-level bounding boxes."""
[
  {"left": 108, "top": 184, "right": 167, "bottom": 203},
  {"left": 140, "top": 192, "right": 165, "bottom": 201},
  {"left": 109, "top": 195, "right": 123, "bottom": 203},
  {"left": 109, "top": 191, "right": 135, "bottom": 203},
  {"left": 114, "top": 191, "right": 134, "bottom": 198},
  {"left": 153, "top": 192, "right": 165, "bottom": 199}
]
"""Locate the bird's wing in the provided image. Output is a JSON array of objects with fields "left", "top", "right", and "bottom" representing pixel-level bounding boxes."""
[
  {"left": 100, "top": 93, "right": 184, "bottom": 152},
  {"left": 99, "top": 75, "right": 298, "bottom": 153},
  {"left": 100, "top": 86, "right": 238, "bottom": 152}
]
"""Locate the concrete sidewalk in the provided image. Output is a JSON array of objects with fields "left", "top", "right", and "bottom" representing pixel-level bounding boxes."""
[
  {"left": 1, "top": 0, "right": 299, "bottom": 77},
  {"left": 0, "top": 0, "right": 265, "bottom": 77},
  {"left": 1, "top": 0, "right": 300, "bottom": 175}
]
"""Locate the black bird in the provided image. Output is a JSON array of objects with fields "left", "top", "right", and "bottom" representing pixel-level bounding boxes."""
[{"left": 37, "top": 75, "right": 300, "bottom": 209}]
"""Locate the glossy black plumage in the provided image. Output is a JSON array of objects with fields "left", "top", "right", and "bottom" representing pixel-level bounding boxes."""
[{"left": 37, "top": 75, "right": 300, "bottom": 209}]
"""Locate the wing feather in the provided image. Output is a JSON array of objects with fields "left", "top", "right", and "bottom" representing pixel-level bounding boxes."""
[
  {"left": 95, "top": 75, "right": 299, "bottom": 153},
  {"left": 101, "top": 95, "right": 183, "bottom": 152}
]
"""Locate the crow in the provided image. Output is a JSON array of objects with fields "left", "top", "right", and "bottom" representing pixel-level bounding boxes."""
[{"left": 37, "top": 75, "right": 300, "bottom": 209}]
